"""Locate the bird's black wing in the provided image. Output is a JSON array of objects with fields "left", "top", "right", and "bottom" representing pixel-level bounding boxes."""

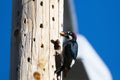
[
  {"left": 63, "top": 41, "right": 73, "bottom": 69},
  {"left": 71, "top": 40, "right": 78, "bottom": 59}
]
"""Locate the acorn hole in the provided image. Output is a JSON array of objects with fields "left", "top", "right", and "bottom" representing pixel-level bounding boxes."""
[
  {"left": 52, "top": 5, "right": 54, "bottom": 9},
  {"left": 52, "top": 17, "right": 55, "bottom": 21},
  {"left": 23, "top": 18, "right": 26, "bottom": 24},
  {"left": 40, "top": 1, "right": 43, "bottom": 6},
  {"left": 14, "top": 29, "right": 19, "bottom": 37},
  {"left": 52, "top": 65, "right": 54, "bottom": 68},
  {"left": 40, "top": 24, "right": 43, "bottom": 28},
  {"left": 41, "top": 44, "right": 44, "bottom": 48},
  {"left": 43, "top": 68, "right": 45, "bottom": 71},
  {"left": 33, "top": 38, "right": 35, "bottom": 42},
  {"left": 27, "top": 57, "right": 31, "bottom": 62}
]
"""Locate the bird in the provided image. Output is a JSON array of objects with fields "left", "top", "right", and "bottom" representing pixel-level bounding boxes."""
[{"left": 55, "top": 31, "right": 78, "bottom": 77}]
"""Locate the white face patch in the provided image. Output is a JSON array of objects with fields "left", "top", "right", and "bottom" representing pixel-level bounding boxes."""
[
  {"left": 68, "top": 35, "right": 73, "bottom": 40},
  {"left": 70, "top": 59, "right": 75, "bottom": 68}
]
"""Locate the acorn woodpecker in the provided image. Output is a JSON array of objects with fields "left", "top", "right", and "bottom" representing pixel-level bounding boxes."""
[{"left": 55, "top": 31, "right": 78, "bottom": 77}]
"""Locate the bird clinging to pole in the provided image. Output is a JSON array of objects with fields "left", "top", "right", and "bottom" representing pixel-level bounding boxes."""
[{"left": 55, "top": 31, "right": 78, "bottom": 77}]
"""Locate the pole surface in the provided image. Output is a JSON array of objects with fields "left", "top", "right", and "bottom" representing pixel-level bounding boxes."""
[{"left": 10, "top": 0, "right": 64, "bottom": 80}]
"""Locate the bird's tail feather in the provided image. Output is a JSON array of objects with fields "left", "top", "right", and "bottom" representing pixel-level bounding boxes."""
[{"left": 54, "top": 66, "right": 64, "bottom": 76}]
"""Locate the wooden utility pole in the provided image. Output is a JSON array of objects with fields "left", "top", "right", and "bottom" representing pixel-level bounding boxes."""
[{"left": 10, "top": 0, "right": 64, "bottom": 80}]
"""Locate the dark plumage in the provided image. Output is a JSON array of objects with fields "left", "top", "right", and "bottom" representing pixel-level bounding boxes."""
[{"left": 55, "top": 31, "right": 78, "bottom": 77}]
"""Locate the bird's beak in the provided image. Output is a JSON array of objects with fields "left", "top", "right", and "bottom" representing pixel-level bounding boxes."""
[{"left": 60, "top": 31, "right": 65, "bottom": 36}]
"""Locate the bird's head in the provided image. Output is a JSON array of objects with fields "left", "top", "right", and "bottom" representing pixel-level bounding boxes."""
[{"left": 60, "top": 31, "right": 77, "bottom": 40}]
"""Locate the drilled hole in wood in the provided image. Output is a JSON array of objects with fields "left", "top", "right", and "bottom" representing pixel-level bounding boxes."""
[
  {"left": 40, "top": 1, "right": 43, "bottom": 6},
  {"left": 24, "top": 34, "right": 26, "bottom": 36},
  {"left": 21, "top": 45, "right": 24, "bottom": 48},
  {"left": 52, "top": 65, "right": 54, "bottom": 68},
  {"left": 52, "top": 5, "right": 54, "bottom": 9},
  {"left": 23, "top": 18, "right": 26, "bottom": 24},
  {"left": 14, "top": 29, "right": 19, "bottom": 37},
  {"left": 52, "top": 17, "right": 55, "bottom": 21},
  {"left": 40, "top": 23, "right": 43, "bottom": 28},
  {"left": 43, "top": 68, "right": 45, "bottom": 71},
  {"left": 33, "top": 38, "right": 35, "bottom": 42},
  {"left": 41, "top": 44, "right": 44, "bottom": 48},
  {"left": 27, "top": 57, "right": 31, "bottom": 62},
  {"left": 33, "top": 72, "right": 40, "bottom": 80}
]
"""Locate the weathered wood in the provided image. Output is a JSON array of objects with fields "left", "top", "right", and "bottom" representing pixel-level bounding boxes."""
[{"left": 10, "top": 0, "right": 64, "bottom": 80}]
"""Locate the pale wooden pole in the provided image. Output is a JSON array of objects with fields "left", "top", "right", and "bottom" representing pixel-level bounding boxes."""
[{"left": 10, "top": 0, "right": 64, "bottom": 80}]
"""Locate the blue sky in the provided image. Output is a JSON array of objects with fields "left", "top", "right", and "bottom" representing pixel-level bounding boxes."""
[
  {"left": 74, "top": 0, "right": 120, "bottom": 80},
  {"left": 0, "top": 0, "right": 120, "bottom": 80}
]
